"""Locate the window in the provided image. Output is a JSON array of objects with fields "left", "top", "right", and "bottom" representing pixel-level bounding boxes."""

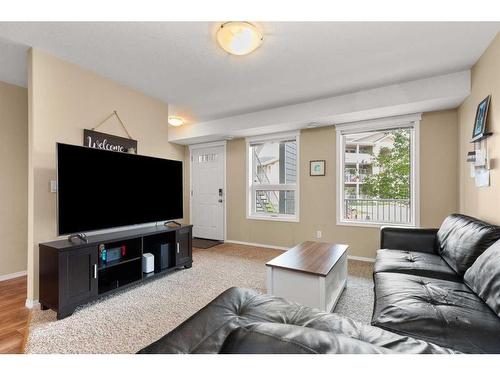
[
  {"left": 247, "top": 132, "right": 299, "bottom": 221},
  {"left": 336, "top": 115, "right": 420, "bottom": 227}
]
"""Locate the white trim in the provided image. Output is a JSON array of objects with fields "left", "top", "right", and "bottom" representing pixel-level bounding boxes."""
[
  {"left": 336, "top": 114, "right": 421, "bottom": 228},
  {"left": 246, "top": 130, "right": 300, "bottom": 145},
  {"left": 348, "top": 255, "right": 376, "bottom": 263},
  {"left": 246, "top": 132, "right": 300, "bottom": 222},
  {"left": 334, "top": 113, "right": 422, "bottom": 133},
  {"left": 25, "top": 298, "right": 40, "bottom": 309},
  {"left": 245, "top": 214, "right": 300, "bottom": 223},
  {"left": 336, "top": 131, "right": 343, "bottom": 227},
  {"left": 246, "top": 139, "right": 250, "bottom": 223},
  {"left": 336, "top": 221, "right": 416, "bottom": 229},
  {"left": 225, "top": 240, "right": 376, "bottom": 263},
  {"left": 0, "top": 270, "right": 27, "bottom": 282},
  {"left": 189, "top": 141, "right": 227, "bottom": 241},
  {"left": 413, "top": 119, "right": 421, "bottom": 227},
  {"left": 188, "top": 140, "right": 228, "bottom": 150},
  {"left": 225, "top": 240, "right": 289, "bottom": 251}
]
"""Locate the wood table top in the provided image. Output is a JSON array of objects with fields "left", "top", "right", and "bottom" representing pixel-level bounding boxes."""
[{"left": 266, "top": 241, "right": 348, "bottom": 276}]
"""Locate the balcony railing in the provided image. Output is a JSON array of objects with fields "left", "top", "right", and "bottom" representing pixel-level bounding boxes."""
[
  {"left": 344, "top": 173, "right": 369, "bottom": 183},
  {"left": 344, "top": 198, "right": 411, "bottom": 224}
]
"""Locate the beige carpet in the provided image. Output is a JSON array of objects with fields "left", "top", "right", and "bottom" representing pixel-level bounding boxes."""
[
  {"left": 26, "top": 243, "right": 373, "bottom": 354},
  {"left": 335, "top": 259, "right": 374, "bottom": 322}
]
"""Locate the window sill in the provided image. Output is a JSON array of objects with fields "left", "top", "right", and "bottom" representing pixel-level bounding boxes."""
[
  {"left": 247, "top": 215, "right": 300, "bottom": 223},
  {"left": 336, "top": 219, "right": 417, "bottom": 228}
]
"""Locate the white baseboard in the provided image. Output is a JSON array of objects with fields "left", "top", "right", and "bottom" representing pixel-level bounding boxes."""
[
  {"left": 347, "top": 255, "right": 376, "bottom": 263},
  {"left": 0, "top": 271, "right": 40, "bottom": 309},
  {"left": 0, "top": 270, "right": 27, "bottom": 282},
  {"left": 25, "top": 299, "right": 40, "bottom": 309},
  {"left": 225, "top": 240, "right": 376, "bottom": 262},
  {"left": 225, "top": 240, "right": 289, "bottom": 251}
]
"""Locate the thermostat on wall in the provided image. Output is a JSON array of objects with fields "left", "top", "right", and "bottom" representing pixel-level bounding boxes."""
[{"left": 50, "top": 180, "right": 58, "bottom": 193}]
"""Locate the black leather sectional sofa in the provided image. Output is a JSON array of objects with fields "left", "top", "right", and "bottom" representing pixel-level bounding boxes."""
[
  {"left": 139, "top": 213, "right": 500, "bottom": 354},
  {"left": 139, "top": 287, "right": 457, "bottom": 354},
  {"left": 372, "top": 214, "right": 500, "bottom": 353}
]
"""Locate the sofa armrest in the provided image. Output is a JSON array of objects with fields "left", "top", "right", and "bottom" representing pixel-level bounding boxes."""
[{"left": 380, "top": 227, "right": 439, "bottom": 254}]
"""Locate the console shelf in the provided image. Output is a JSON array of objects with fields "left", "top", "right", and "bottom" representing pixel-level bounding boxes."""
[
  {"left": 98, "top": 256, "right": 142, "bottom": 271},
  {"left": 39, "top": 224, "right": 192, "bottom": 319}
]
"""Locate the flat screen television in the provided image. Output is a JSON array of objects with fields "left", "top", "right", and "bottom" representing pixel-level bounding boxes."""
[{"left": 57, "top": 143, "right": 183, "bottom": 235}]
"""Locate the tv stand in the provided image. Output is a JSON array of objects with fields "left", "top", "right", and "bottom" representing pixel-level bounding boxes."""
[{"left": 39, "top": 224, "right": 192, "bottom": 319}]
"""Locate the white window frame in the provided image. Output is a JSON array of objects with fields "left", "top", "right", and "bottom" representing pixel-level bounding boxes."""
[
  {"left": 335, "top": 114, "right": 421, "bottom": 228},
  {"left": 246, "top": 131, "right": 300, "bottom": 222}
]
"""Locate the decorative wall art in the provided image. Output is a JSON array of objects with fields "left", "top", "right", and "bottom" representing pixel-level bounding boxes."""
[
  {"left": 84, "top": 110, "right": 137, "bottom": 154},
  {"left": 471, "top": 95, "right": 491, "bottom": 142},
  {"left": 310, "top": 160, "right": 326, "bottom": 176},
  {"left": 467, "top": 95, "right": 493, "bottom": 187}
]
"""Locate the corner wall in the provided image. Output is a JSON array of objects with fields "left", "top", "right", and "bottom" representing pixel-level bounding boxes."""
[
  {"left": 226, "top": 110, "right": 458, "bottom": 258},
  {"left": 0, "top": 80, "right": 28, "bottom": 278},
  {"left": 458, "top": 33, "right": 500, "bottom": 222},
  {"left": 27, "top": 49, "right": 187, "bottom": 302}
]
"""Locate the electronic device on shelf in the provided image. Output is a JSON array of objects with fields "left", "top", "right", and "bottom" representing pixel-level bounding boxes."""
[
  {"left": 99, "top": 244, "right": 107, "bottom": 262},
  {"left": 99, "top": 244, "right": 128, "bottom": 263},
  {"left": 107, "top": 246, "right": 125, "bottom": 262},
  {"left": 142, "top": 253, "right": 154, "bottom": 273},
  {"left": 160, "top": 244, "right": 171, "bottom": 270}
]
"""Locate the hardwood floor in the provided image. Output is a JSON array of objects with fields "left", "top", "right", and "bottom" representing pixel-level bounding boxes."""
[{"left": 0, "top": 276, "right": 30, "bottom": 354}]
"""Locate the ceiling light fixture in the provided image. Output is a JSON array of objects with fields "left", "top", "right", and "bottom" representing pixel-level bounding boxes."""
[
  {"left": 168, "top": 116, "right": 184, "bottom": 127},
  {"left": 216, "top": 22, "right": 263, "bottom": 56}
]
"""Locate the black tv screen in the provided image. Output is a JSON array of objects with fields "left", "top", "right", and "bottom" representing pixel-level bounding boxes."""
[{"left": 57, "top": 143, "right": 183, "bottom": 235}]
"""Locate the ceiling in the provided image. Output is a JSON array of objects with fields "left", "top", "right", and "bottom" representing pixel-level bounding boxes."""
[{"left": 0, "top": 22, "right": 498, "bottom": 125}]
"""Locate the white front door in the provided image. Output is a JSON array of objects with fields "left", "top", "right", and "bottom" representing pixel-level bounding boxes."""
[{"left": 191, "top": 144, "right": 225, "bottom": 240}]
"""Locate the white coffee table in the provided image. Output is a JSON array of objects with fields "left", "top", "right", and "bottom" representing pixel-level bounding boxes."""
[{"left": 266, "top": 241, "right": 348, "bottom": 312}]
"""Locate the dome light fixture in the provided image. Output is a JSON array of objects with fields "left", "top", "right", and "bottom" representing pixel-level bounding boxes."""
[
  {"left": 168, "top": 116, "right": 184, "bottom": 127},
  {"left": 216, "top": 22, "right": 263, "bottom": 56}
]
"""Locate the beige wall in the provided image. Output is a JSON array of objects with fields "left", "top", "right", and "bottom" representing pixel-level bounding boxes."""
[
  {"left": 420, "top": 110, "right": 459, "bottom": 226},
  {"left": 458, "top": 33, "right": 500, "bottom": 223},
  {"left": 28, "top": 49, "right": 187, "bottom": 301},
  {"left": 227, "top": 110, "right": 458, "bottom": 258},
  {"left": 0, "top": 80, "right": 28, "bottom": 277}
]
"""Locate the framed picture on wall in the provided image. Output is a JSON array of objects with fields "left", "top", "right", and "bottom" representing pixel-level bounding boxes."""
[
  {"left": 310, "top": 160, "right": 326, "bottom": 176},
  {"left": 471, "top": 95, "right": 491, "bottom": 142}
]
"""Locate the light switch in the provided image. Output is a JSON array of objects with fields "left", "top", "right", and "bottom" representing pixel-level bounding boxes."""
[{"left": 50, "top": 180, "right": 58, "bottom": 193}]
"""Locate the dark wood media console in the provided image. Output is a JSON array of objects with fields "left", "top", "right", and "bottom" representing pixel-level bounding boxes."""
[{"left": 39, "top": 224, "right": 192, "bottom": 319}]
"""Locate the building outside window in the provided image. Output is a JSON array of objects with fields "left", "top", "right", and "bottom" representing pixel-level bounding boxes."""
[
  {"left": 336, "top": 115, "right": 420, "bottom": 226},
  {"left": 247, "top": 132, "right": 299, "bottom": 222}
]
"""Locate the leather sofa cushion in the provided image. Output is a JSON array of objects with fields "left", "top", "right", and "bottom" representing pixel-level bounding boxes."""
[
  {"left": 464, "top": 240, "right": 500, "bottom": 317},
  {"left": 138, "top": 287, "right": 457, "bottom": 354},
  {"left": 380, "top": 227, "right": 438, "bottom": 254},
  {"left": 219, "top": 323, "right": 390, "bottom": 354},
  {"left": 372, "top": 272, "right": 500, "bottom": 353},
  {"left": 374, "top": 249, "right": 460, "bottom": 281},
  {"left": 437, "top": 214, "right": 500, "bottom": 276}
]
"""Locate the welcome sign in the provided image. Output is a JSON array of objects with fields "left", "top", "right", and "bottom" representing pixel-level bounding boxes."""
[{"left": 83, "top": 129, "right": 137, "bottom": 154}]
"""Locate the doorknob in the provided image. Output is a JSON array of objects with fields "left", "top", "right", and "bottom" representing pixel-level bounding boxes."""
[
  {"left": 218, "top": 188, "right": 223, "bottom": 197},
  {"left": 218, "top": 199, "right": 223, "bottom": 203}
]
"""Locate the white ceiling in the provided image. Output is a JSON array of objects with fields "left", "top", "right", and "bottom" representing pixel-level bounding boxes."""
[
  {"left": 0, "top": 36, "right": 29, "bottom": 88},
  {"left": 0, "top": 22, "right": 498, "bottom": 125}
]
